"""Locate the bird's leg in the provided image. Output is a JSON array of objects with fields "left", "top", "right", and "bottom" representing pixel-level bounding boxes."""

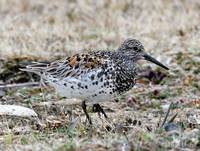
[
  {"left": 81, "top": 100, "right": 92, "bottom": 125},
  {"left": 92, "top": 104, "right": 101, "bottom": 118},
  {"left": 92, "top": 104, "right": 108, "bottom": 119}
]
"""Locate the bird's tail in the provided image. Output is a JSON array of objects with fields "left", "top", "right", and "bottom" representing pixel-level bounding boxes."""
[{"left": 20, "top": 62, "right": 49, "bottom": 76}]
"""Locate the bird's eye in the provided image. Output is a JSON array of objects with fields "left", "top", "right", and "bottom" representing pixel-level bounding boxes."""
[{"left": 133, "top": 47, "right": 138, "bottom": 51}]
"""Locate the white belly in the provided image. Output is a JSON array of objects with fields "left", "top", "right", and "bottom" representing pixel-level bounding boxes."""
[{"left": 47, "top": 70, "right": 116, "bottom": 104}]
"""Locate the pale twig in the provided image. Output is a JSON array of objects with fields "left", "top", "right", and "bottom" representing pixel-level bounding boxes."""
[
  {"left": 160, "top": 102, "right": 173, "bottom": 128},
  {"left": 168, "top": 112, "right": 178, "bottom": 123},
  {"left": 33, "top": 98, "right": 82, "bottom": 107},
  {"left": 0, "top": 82, "right": 39, "bottom": 89}
]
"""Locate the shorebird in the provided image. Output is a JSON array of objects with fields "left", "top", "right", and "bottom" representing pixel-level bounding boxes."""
[{"left": 22, "top": 38, "right": 169, "bottom": 124}]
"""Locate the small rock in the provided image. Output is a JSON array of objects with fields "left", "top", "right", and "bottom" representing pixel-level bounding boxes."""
[
  {"left": 0, "top": 89, "right": 5, "bottom": 97},
  {"left": 161, "top": 104, "right": 170, "bottom": 113},
  {"left": 164, "top": 123, "right": 178, "bottom": 132}
]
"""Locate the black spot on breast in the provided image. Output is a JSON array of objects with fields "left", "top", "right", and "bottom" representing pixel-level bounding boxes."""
[
  {"left": 88, "top": 58, "right": 93, "bottom": 62},
  {"left": 77, "top": 82, "right": 81, "bottom": 87},
  {"left": 100, "top": 77, "right": 103, "bottom": 82},
  {"left": 91, "top": 74, "right": 95, "bottom": 80},
  {"left": 64, "top": 83, "right": 67, "bottom": 86},
  {"left": 92, "top": 94, "right": 97, "bottom": 97},
  {"left": 111, "top": 73, "right": 116, "bottom": 79},
  {"left": 71, "top": 86, "right": 74, "bottom": 89},
  {"left": 104, "top": 71, "right": 108, "bottom": 76},
  {"left": 97, "top": 72, "right": 104, "bottom": 78},
  {"left": 103, "top": 63, "right": 108, "bottom": 68},
  {"left": 95, "top": 81, "right": 98, "bottom": 85},
  {"left": 85, "top": 85, "right": 88, "bottom": 89}
]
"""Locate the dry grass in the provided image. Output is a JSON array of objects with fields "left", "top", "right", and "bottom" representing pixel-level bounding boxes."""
[
  {"left": 0, "top": 0, "right": 200, "bottom": 150},
  {"left": 0, "top": 0, "right": 200, "bottom": 60}
]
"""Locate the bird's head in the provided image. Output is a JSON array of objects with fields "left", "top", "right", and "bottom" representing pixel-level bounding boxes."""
[{"left": 118, "top": 38, "right": 169, "bottom": 70}]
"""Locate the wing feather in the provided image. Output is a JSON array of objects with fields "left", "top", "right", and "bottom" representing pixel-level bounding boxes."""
[{"left": 23, "top": 51, "right": 113, "bottom": 80}]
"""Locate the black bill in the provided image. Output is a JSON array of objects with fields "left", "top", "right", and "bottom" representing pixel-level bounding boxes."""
[{"left": 143, "top": 54, "right": 169, "bottom": 70}]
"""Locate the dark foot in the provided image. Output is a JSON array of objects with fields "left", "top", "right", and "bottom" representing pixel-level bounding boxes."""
[
  {"left": 81, "top": 101, "right": 92, "bottom": 125},
  {"left": 92, "top": 104, "right": 108, "bottom": 118}
]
